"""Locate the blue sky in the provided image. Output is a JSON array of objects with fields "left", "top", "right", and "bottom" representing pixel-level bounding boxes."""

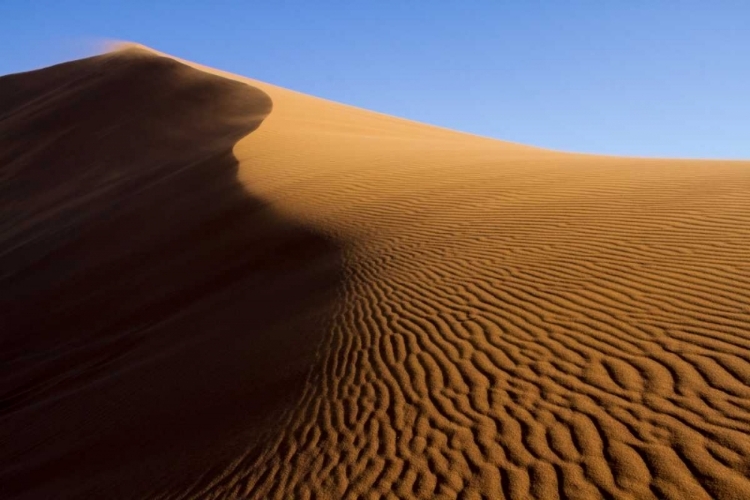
[{"left": 2, "top": 1, "right": 748, "bottom": 159}]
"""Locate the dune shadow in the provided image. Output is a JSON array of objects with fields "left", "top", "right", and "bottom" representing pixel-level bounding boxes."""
[{"left": 0, "top": 49, "right": 342, "bottom": 498}]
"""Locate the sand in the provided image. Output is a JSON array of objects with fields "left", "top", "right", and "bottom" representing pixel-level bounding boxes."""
[{"left": 2, "top": 46, "right": 750, "bottom": 499}]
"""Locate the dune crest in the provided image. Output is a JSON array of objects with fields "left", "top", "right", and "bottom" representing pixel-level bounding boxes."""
[{"left": 3, "top": 46, "right": 750, "bottom": 499}]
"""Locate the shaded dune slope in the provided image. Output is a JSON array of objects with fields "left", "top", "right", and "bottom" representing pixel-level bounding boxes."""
[
  {"left": 4, "top": 46, "right": 750, "bottom": 500},
  {"left": 0, "top": 50, "right": 342, "bottom": 498}
]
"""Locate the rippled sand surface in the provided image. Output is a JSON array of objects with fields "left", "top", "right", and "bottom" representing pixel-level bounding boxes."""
[{"left": 2, "top": 46, "right": 750, "bottom": 499}]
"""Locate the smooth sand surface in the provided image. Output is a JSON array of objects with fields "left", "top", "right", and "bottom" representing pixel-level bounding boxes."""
[{"left": 2, "top": 46, "right": 750, "bottom": 499}]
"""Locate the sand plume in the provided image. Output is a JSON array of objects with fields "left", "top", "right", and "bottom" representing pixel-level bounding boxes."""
[{"left": 2, "top": 46, "right": 750, "bottom": 499}]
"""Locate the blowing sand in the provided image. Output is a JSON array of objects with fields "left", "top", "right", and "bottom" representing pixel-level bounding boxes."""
[{"left": 2, "top": 46, "right": 750, "bottom": 499}]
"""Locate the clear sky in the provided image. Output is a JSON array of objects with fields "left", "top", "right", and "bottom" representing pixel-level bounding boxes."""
[{"left": 2, "top": 1, "right": 748, "bottom": 159}]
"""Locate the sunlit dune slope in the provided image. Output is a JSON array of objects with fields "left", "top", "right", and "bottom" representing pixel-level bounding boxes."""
[{"left": 3, "top": 46, "right": 750, "bottom": 500}]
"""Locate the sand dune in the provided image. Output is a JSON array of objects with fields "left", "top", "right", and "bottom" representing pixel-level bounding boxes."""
[{"left": 2, "top": 46, "right": 750, "bottom": 499}]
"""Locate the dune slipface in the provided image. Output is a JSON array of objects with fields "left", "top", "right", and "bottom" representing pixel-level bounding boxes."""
[
  {"left": 0, "top": 49, "right": 341, "bottom": 498},
  {"left": 3, "top": 47, "right": 750, "bottom": 500}
]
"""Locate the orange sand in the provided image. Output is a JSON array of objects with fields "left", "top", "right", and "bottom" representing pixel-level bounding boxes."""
[{"left": 2, "top": 46, "right": 750, "bottom": 499}]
